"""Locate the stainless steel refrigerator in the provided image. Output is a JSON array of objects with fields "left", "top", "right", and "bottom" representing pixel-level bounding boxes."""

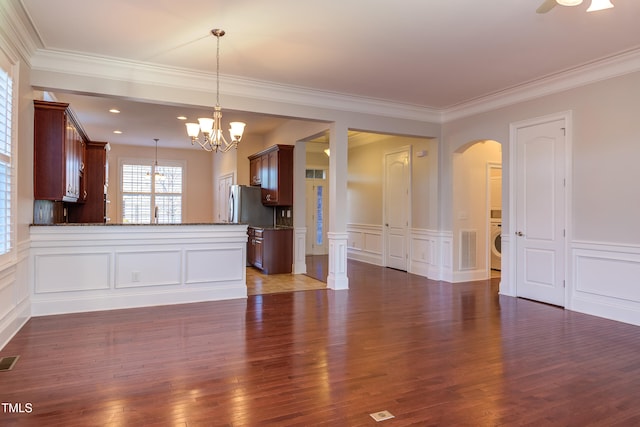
[{"left": 228, "top": 185, "right": 274, "bottom": 226}]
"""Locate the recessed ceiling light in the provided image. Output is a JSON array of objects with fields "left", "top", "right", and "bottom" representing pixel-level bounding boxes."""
[
  {"left": 113, "top": 130, "right": 122, "bottom": 134},
  {"left": 177, "top": 116, "right": 187, "bottom": 120},
  {"left": 109, "top": 108, "right": 120, "bottom": 114}
]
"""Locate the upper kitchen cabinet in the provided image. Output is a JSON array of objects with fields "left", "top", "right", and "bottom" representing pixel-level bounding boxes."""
[
  {"left": 249, "top": 155, "right": 262, "bottom": 186},
  {"left": 67, "top": 141, "right": 110, "bottom": 223},
  {"left": 34, "top": 100, "right": 87, "bottom": 203},
  {"left": 248, "top": 144, "right": 294, "bottom": 206}
]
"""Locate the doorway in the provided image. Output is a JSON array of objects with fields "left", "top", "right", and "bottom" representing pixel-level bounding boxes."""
[
  {"left": 510, "top": 114, "right": 568, "bottom": 307},
  {"left": 305, "top": 169, "right": 329, "bottom": 256},
  {"left": 384, "top": 146, "right": 411, "bottom": 271}
]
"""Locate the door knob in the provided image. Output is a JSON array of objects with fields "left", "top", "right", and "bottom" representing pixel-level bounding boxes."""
[{"left": 516, "top": 231, "right": 524, "bottom": 236}]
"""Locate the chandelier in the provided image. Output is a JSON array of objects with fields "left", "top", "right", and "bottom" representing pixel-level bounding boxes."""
[{"left": 185, "top": 29, "right": 246, "bottom": 152}]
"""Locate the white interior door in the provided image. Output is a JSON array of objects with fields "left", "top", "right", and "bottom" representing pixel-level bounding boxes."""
[
  {"left": 384, "top": 148, "right": 411, "bottom": 271},
  {"left": 515, "top": 119, "right": 566, "bottom": 306},
  {"left": 217, "top": 173, "right": 234, "bottom": 222}
]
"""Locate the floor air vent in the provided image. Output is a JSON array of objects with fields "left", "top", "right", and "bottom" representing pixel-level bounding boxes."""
[{"left": 0, "top": 355, "right": 19, "bottom": 372}]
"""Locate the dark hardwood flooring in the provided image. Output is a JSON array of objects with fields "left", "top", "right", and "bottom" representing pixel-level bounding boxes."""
[{"left": 2, "top": 260, "right": 640, "bottom": 425}]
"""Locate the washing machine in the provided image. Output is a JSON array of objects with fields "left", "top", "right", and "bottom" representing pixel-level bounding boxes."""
[{"left": 490, "top": 221, "right": 502, "bottom": 271}]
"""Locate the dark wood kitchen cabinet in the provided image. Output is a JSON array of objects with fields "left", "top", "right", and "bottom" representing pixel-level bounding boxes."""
[
  {"left": 247, "top": 226, "right": 293, "bottom": 274},
  {"left": 67, "top": 141, "right": 109, "bottom": 223},
  {"left": 34, "top": 100, "right": 88, "bottom": 203},
  {"left": 249, "top": 155, "right": 262, "bottom": 186},
  {"left": 248, "top": 144, "right": 293, "bottom": 206}
]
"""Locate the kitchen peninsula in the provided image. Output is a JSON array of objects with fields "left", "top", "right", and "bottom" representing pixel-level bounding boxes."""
[{"left": 29, "top": 223, "right": 248, "bottom": 316}]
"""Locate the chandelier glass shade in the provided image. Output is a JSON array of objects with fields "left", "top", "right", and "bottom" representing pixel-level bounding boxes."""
[
  {"left": 586, "top": 0, "right": 614, "bottom": 11},
  {"left": 186, "top": 29, "right": 246, "bottom": 153},
  {"left": 556, "top": 0, "right": 583, "bottom": 5}
]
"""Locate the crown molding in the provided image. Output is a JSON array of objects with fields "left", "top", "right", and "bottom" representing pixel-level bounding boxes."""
[
  {"left": 0, "top": 0, "right": 40, "bottom": 64},
  {"left": 30, "top": 49, "right": 443, "bottom": 124},
  {"left": 442, "top": 47, "right": 640, "bottom": 123}
]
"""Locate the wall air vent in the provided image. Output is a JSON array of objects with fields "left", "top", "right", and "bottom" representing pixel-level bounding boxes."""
[{"left": 460, "top": 229, "right": 477, "bottom": 270}]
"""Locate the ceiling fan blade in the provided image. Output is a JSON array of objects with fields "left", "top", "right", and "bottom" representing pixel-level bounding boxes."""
[{"left": 536, "top": 0, "right": 557, "bottom": 13}]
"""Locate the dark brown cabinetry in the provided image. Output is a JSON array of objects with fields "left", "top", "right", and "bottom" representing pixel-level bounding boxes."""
[
  {"left": 34, "top": 100, "right": 87, "bottom": 203},
  {"left": 249, "top": 156, "right": 262, "bottom": 186},
  {"left": 248, "top": 144, "right": 293, "bottom": 206},
  {"left": 247, "top": 226, "right": 293, "bottom": 274},
  {"left": 67, "top": 142, "right": 109, "bottom": 223}
]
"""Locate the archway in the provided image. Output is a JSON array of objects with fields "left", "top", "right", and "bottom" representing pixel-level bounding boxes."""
[{"left": 452, "top": 140, "right": 503, "bottom": 282}]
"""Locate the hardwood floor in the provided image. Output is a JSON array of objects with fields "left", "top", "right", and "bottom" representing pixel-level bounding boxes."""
[{"left": 2, "top": 260, "right": 640, "bottom": 425}]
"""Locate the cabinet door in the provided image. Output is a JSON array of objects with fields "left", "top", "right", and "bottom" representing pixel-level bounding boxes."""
[
  {"left": 261, "top": 150, "right": 280, "bottom": 205},
  {"left": 249, "top": 157, "right": 262, "bottom": 186},
  {"left": 64, "top": 117, "right": 76, "bottom": 199},
  {"left": 254, "top": 238, "right": 264, "bottom": 269}
]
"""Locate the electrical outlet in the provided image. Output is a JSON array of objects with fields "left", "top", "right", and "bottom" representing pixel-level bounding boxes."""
[{"left": 132, "top": 271, "right": 140, "bottom": 282}]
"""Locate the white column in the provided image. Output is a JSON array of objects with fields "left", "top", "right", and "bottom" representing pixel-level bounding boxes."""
[
  {"left": 292, "top": 141, "right": 307, "bottom": 274},
  {"left": 327, "top": 122, "right": 349, "bottom": 290}
]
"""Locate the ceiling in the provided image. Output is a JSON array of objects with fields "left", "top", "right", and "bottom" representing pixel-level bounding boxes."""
[{"left": 19, "top": 0, "right": 640, "bottom": 149}]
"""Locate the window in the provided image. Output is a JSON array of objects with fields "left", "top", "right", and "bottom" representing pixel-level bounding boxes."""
[
  {"left": 121, "top": 161, "right": 183, "bottom": 224},
  {"left": 0, "top": 52, "right": 15, "bottom": 260}
]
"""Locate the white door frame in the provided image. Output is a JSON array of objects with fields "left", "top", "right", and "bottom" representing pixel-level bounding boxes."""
[
  {"left": 383, "top": 145, "right": 412, "bottom": 271},
  {"left": 504, "top": 111, "right": 572, "bottom": 303},
  {"left": 216, "top": 172, "right": 235, "bottom": 223},
  {"left": 486, "top": 162, "right": 502, "bottom": 278}
]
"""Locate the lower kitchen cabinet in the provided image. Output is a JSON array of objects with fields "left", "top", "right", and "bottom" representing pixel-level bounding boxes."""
[{"left": 247, "top": 227, "right": 293, "bottom": 274}]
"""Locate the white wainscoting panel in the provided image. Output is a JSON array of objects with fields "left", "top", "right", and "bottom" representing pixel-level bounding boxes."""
[
  {"left": 347, "top": 224, "right": 383, "bottom": 265},
  {"left": 185, "top": 247, "right": 244, "bottom": 284},
  {"left": 409, "top": 228, "right": 451, "bottom": 281},
  {"left": 328, "top": 232, "right": 349, "bottom": 290},
  {"left": 570, "top": 241, "right": 640, "bottom": 326},
  {"left": 441, "top": 232, "right": 454, "bottom": 282},
  {"left": 293, "top": 227, "right": 307, "bottom": 274},
  {"left": 35, "top": 252, "right": 111, "bottom": 293},
  {"left": 29, "top": 224, "right": 248, "bottom": 316},
  {"left": 116, "top": 250, "right": 181, "bottom": 288},
  {"left": 0, "top": 240, "right": 31, "bottom": 350}
]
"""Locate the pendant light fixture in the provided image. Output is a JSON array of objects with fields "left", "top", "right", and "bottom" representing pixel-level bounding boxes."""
[
  {"left": 185, "top": 29, "right": 246, "bottom": 153},
  {"left": 148, "top": 138, "right": 164, "bottom": 179}
]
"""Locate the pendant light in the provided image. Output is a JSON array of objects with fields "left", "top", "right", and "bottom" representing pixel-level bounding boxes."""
[
  {"left": 148, "top": 138, "right": 164, "bottom": 179},
  {"left": 185, "top": 29, "right": 246, "bottom": 153}
]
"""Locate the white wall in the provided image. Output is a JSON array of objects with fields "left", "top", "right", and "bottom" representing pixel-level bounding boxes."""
[
  {"left": 0, "top": 7, "right": 35, "bottom": 348},
  {"left": 442, "top": 70, "right": 640, "bottom": 325}
]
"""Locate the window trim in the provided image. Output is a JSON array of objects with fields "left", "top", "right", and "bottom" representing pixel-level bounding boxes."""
[{"left": 0, "top": 48, "right": 17, "bottom": 268}]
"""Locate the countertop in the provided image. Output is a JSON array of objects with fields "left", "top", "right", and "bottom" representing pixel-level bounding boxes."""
[{"left": 30, "top": 222, "right": 243, "bottom": 226}]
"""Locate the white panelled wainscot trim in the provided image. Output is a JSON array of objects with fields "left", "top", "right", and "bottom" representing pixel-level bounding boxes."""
[
  {"left": 569, "top": 240, "right": 640, "bottom": 327},
  {"left": 409, "top": 229, "right": 453, "bottom": 282},
  {"left": 29, "top": 224, "right": 248, "bottom": 316},
  {"left": 347, "top": 224, "right": 383, "bottom": 266},
  {"left": 347, "top": 224, "right": 454, "bottom": 282},
  {"left": 0, "top": 240, "right": 31, "bottom": 350},
  {"left": 293, "top": 227, "right": 307, "bottom": 274}
]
